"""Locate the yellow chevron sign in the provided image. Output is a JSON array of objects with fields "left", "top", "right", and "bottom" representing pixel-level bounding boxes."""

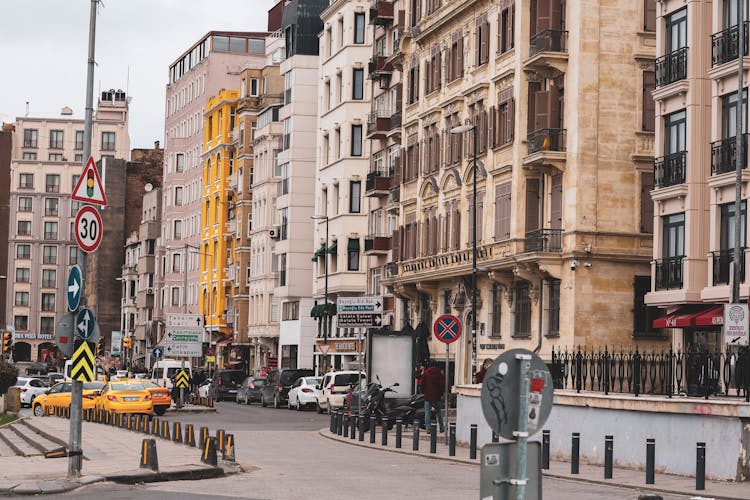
[
  {"left": 71, "top": 340, "right": 95, "bottom": 382},
  {"left": 175, "top": 369, "right": 190, "bottom": 389}
]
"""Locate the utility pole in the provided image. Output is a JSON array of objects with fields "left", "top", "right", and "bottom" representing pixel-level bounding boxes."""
[
  {"left": 733, "top": 0, "right": 745, "bottom": 306},
  {"left": 69, "top": 0, "right": 97, "bottom": 479}
]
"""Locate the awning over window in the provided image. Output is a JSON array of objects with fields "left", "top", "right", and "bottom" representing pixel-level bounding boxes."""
[
  {"left": 327, "top": 241, "right": 338, "bottom": 254},
  {"left": 694, "top": 305, "right": 724, "bottom": 327},
  {"left": 652, "top": 306, "right": 722, "bottom": 329},
  {"left": 312, "top": 245, "right": 326, "bottom": 261},
  {"left": 310, "top": 303, "right": 336, "bottom": 318},
  {"left": 347, "top": 238, "right": 360, "bottom": 251}
]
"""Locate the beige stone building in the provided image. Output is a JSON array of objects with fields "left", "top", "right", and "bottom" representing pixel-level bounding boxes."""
[{"left": 377, "top": 0, "right": 658, "bottom": 384}]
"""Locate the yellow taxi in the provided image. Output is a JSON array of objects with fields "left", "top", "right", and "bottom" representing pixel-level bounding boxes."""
[
  {"left": 95, "top": 381, "right": 154, "bottom": 415},
  {"left": 140, "top": 380, "right": 172, "bottom": 416},
  {"left": 32, "top": 381, "right": 104, "bottom": 417}
]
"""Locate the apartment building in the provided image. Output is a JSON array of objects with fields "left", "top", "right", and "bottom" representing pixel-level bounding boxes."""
[
  {"left": 6, "top": 93, "right": 130, "bottom": 362},
  {"left": 312, "top": 0, "right": 374, "bottom": 371},
  {"left": 0, "top": 124, "right": 12, "bottom": 333},
  {"left": 379, "top": 0, "right": 657, "bottom": 384},
  {"left": 645, "top": 0, "right": 749, "bottom": 353}
]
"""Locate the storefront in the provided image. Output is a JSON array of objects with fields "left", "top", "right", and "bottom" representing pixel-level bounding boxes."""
[{"left": 314, "top": 339, "right": 365, "bottom": 374}]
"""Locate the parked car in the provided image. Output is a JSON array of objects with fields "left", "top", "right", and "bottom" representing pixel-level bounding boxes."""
[
  {"left": 25, "top": 363, "right": 50, "bottom": 376},
  {"left": 287, "top": 376, "right": 322, "bottom": 411},
  {"left": 236, "top": 377, "right": 265, "bottom": 404},
  {"left": 95, "top": 381, "right": 153, "bottom": 415},
  {"left": 316, "top": 371, "right": 363, "bottom": 413},
  {"left": 261, "top": 369, "right": 315, "bottom": 408},
  {"left": 15, "top": 377, "right": 48, "bottom": 407},
  {"left": 208, "top": 369, "right": 246, "bottom": 401}
]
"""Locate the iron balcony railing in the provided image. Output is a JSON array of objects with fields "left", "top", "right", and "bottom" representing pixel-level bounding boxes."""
[
  {"left": 711, "top": 248, "right": 746, "bottom": 285},
  {"left": 390, "top": 111, "right": 402, "bottom": 130},
  {"left": 524, "top": 228, "right": 563, "bottom": 252},
  {"left": 655, "top": 256, "right": 684, "bottom": 290},
  {"left": 653, "top": 150, "right": 687, "bottom": 187},
  {"left": 655, "top": 46, "right": 688, "bottom": 87},
  {"left": 551, "top": 345, "right": 750, "bottom": 401},
  {"left": 711, "top": 22, "right": 749, "bottom": 67},
  {"left": 529, "top": 29, "right": 568, "bottom": 57},
  {"left": 711, "top": 135, "right": 747, "bottom": 175},
  {"left": 527, "top": 128, "right": 566, "bottom": 154}
]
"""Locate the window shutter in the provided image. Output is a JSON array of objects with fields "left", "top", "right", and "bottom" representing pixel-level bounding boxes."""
[
  {"left": 415, "top": 64, "right": 420, "bottom": 101},
  {"left": 489, "top": 106, "right": 496, "bottom": 148},
  {"left": 507, "top": 97, "right": 515, "bottom": 143},
  {"left": 396, "top": 82, "right": 403, "bottom": 109},
  {"left": 550, "top": 173, "right": 563, "bottom": 230},
  {"left": 424, "top": 59, "right": 431, "bottom": 94},
  {"left": 481, "top": 21, "right": 490, "bottom": 64},
  {"left": 495, "top": 182, "right": 511, "bottom": 240},
  {"left": 452, "top": 202, "right": 460, "bottom": 250},
  {"left": 644, "top": 0, "right": 656, "bottom": 32},
  {"left": 392, "top": 228, "right": 401, "bottom": 260},
  {"left": 477, "top": 192, "right": 485, "bottom": 243},
  {"left": 527, "top": 82, "right": 542, "bottom": 133},
  {"left": 550, "top": 0, "right": 563, "bottom": 30},
  {"left": 525, "top": 178, "right": 540, "bottom": 232},
  {"left": 475, "top": 22, "right": 481, "bottom": 66},
  {"left": 447, "top": 44, "right": 454, "bottom": 82},
  {"left": 457, "top": 34, "right": 464, "bottom": 77},
  {"left": 415, "top": 221, "right": 421, "bottom": 258},
  {"left": 394, "top": 153, "right": 403, "bottom": 184},
  {"left": 435, "top": 130, "right": 442, "bottom": 172},
  {"left": 642, "top": 71, "right": 655, "bottom": 132},
  {"left": 497, "top": 13, "right": 503, "bottom": 54},
  {"left": 442, "top": 210, "right": 449, "bottom": 251},
  {"left": 436, "top": 49, "right": 442, "bottom": 89},
  {"left": 415, "top": 0, "right": 422, "bottom": 23},
  {"left": 548, "top": 84, "right": 560, "bottom": 129},
  {"left": 534, "top": 91, "right": 550, "bottom": 131},
  {"left": 416, "top": 140, "right": 421, "bottom": 179},
  {"left": 641, "top": 172, "right": 654, "bottom": 233},
  {"left": 508, "top": 6, "right": 515, "bottom": 49},
  {"left": 468, "top": 196, "right": 475, "bottom": 243},
  {"left": 535, "top": 0, "right": 553, "bottom": 35}
]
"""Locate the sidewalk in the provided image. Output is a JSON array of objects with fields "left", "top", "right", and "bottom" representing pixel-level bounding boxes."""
[
  {"left": 0, "top": 415, "right": 229, "bottom": 495},
  {"left": 320, "top": 427, "right": 750, "bottom": 500}
]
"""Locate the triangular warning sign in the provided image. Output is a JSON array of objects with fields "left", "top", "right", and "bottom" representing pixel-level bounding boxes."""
[{"left": 72, "top": 157, "right": 108, "bottom": 206}]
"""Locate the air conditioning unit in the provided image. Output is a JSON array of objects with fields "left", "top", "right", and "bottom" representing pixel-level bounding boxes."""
[
  {"left": 146, "top": 288, "right": 154, "bottom": 295},
  {"left": 269, "top": 226, "right": 281, "bottom": 239},
  {"left": 411, "top": 26, "right": 421, "bottom": 37}
]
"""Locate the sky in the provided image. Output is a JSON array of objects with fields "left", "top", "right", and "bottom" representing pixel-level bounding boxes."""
[{"left": 0, "top": 0, "right": 278, "bottom": 148}]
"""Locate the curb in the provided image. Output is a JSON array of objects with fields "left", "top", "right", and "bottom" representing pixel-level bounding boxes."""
[
  {"left": 165, "top": 407, "right": 217, "bottom": 414},
  {"left": 104, "top": 464, "right": 225, "bottom": 484}
]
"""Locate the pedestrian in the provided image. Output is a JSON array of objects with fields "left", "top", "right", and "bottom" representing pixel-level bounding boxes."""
[
  {"left": 414, "top": 364, "right": 425, "bottom": 393},
  {"left": 475, "top": 358, "right": 492, "bottom": 384},
  {"left": 422, "top": 360, "right": 445, "bottom": 433}
]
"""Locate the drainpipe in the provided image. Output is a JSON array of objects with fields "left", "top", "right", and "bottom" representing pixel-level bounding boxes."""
[{"left": 535, "top": 173, "right": 546, "bottom": 354}]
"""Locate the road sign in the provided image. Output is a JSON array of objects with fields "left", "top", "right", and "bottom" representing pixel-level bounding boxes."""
[
  {"left": 164, "top": 330, "right": 202, "bottom": 343},
  {"left": 74, "top": 206, "right": 103, "bottom": 253},
  {"left": 337, "top": 296, "right": 383, "bottom": 313},
  {"left": 71, "top": 339, "right": 96, "bottom": 382},
  {"left": 725, "top": 303, "right": 749, "bottom": 346},
  {"left": 481, "top": 348, "right": 554, "bottom": 440},
  {"left": 175, "top": 369, "right": 190, "bottom": 389},
  {"left": 151, "top": 347, "right": 164, "bottom": 360},
  {"left": 111, "top": 330, "right": 122, "bottom": 357},
  {"left": 320, "top": 345, "right": 330, "bottom": 356},
  {"left": 166, "top": 314, "right": 204, "bottom": 328},
  {"left": 55, "top": 314, "right": 75, "bottom": 358},
  {"left": 75, "top": 308, "right": 96, "bottom": 340},
  {"left": 337, "top": 313, "right": 383, "bottom": 328},
  {"left": 66, "top": 265, "right": 83, "bottom": 312},
  {"left": 72, "top": 156, "right": 108, "bottom": 205},
  {"left": 165, "top": 343, "right": 202, "bottom": 357},
  {"left": 433, "top": 314, "right": 462, "bottom": 344},
  {"left": 480, "top": 442, "right": 542, "bottom": 500}
]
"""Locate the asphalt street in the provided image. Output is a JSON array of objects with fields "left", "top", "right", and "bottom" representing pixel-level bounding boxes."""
[{"left": 38, "top": 402, "right": 691, "bottom": 499}]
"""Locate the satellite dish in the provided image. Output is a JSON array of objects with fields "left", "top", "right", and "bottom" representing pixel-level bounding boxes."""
[{"left": 144, "top": 183, "right": 153, "bottom": 192}]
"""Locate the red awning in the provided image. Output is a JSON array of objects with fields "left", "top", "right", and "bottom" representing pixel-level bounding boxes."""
[
  {"left": 694, "top": 305, "right": 724, "bottom": 327},
  {"left": 652, "top": 307, "right": 706, "bottom": 329}
]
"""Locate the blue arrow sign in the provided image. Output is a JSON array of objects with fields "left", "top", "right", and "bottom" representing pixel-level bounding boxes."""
[
  {"left": 151, "top": 347, "right": 164, "bottom": 360},
  {"left": 67, "top": 265, "right": 82, "bottom": 312},
  {"left": 75, "top": 308, "right": 96, "bottom": 340}
]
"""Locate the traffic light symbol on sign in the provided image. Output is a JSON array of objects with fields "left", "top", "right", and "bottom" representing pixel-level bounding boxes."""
[
  {"left": 2, "top": 332, "right": 12, "bottom": 353},
  {"left": 97, "top": 338, "right": 105, "bottom": 356},
  {"left": 86, "top": 169, "right": 94, "bottom": 197},
  {"left": 122, "top": 337, "right": 132, "bottom": 349}
]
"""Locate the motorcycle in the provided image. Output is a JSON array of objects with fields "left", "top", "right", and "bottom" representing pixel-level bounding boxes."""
[
  {"left": 358, "top": 377, "right": 399, "bottom": 432},
  {"left": 386, "top": 392, "right": 426, "bottom": 429}
]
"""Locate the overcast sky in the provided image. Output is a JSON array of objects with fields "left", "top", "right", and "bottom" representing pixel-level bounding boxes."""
[{"left": 0, "top": 0, "right": 278, "bottom": 148}]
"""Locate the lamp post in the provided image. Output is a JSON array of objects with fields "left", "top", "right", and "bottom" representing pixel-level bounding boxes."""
[
  {"left": 733, "top": 1, "right": 745, "bottom": 306},
  {"left": 312, "top": 215, "right": 329, "bottom": 374},
  {"left": 451, "top": 123, "right": 478, "bottom": 384}
]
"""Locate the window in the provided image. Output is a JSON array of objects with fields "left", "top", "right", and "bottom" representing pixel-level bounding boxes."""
[
  {"left": 49, "top": 130, "right": 64, "bottom": 149},
  {"left": 282, "top": 301, "right": 299, "bottom": 321},
  {"left": 353, "top": 68, "right": 364, "bottom": 100},
  {"left": 44, "top": 221, "right": 58, "bottom": 240},
  {"left": 284, "top": 72, "right": 292, "bottom": 105},
  {"left": 17, "top": 220, "right": 31, "bottom": 236},
  {"left": 175, "top": 186, "right": 183, "bottom": 206},
  {"left": 15, "top": 292, "right": 29, "bottom": 307},
  {"left": 45, "top": 198, "right": 59, "bottom": 216},
  {"left": 666, "top": 8, "right": 687, "bottom": 53},
  {"left": 172, "top": 253, "right": 181, "bottom": 273},
  {"left": 42, "top": 269, "right": 56, "bottom": 288},
  {"left": 19, "top": 173, "right": 33, "bottom": 189},
  {"left": 283, "top": 118, "right": 291, "bottom": 150},
  {"left": 644, "top": 0, "right": 656, "bottom": 31},
  {"left": 721, "top": 89, "right": 748, "bottom": 138},
  {"left": 48, "top": 153, "right": 64, "bottom": 161},
  {"left": 41, "top": 293, "right": 56, "bottom": 312},
  {"left": 281, "top": 345, "right": 298, "bottom": 369},
  {"left": 490, "top": 284, "right": 502, "bottom": 337},
  {"left": 68, "top": 246, "right": 80, "bottom": 265},
  {"left": 640, "top": 172, "right": 654, "bottom": 233},
  {"left": 176, "top": 153, "right": 184, "bottom": 172},
  {"left": 475, "top": 14, "right": 490, "bottom": 66},
  {"left": 23, "top": 129, "right": 38, "bottom": 148},
  {"left": 642, "top": 71, "right": 655, "bottom": 132},
  {"left": 174, "top": 220, "right": 182, "bottom": 240},
  {"left": 279, "top": 207, "right": 288, "bottom": 240},
  {"left": 40, "top": 317, "right": 55, "bottom": 335},
  {"left": 494, "top": 182, "right": 512, "bottom": 240},
  {"left": 46, "top": 174, "right": 60, "bottom": 193},
  {"left": 43, "top": 245, "right": 57, "bottom": 264},
  {"left": 16, "top": 244, "right": 31, "bottom": 259},
  {"left": 354, "top": 12, "right": 366, "bottom": 44},
  {"left": 278, "top": 253, "right": 287, "bottom": 286},
  {"left": 18, "top": 197, "right": 32, "bottom": 212},
  {"left": 16, "top": 268, "right": 30, "bottom": 283},
  {"left": 75, "top": 154, "right": 83, "bottom": 163},
  {"left": 371, "top": 268, "right": 382, "bottom": 295},
  {"left": 408, "top": 59, "right": 420, "bottom": 104},
  {"left": 351, "top": 125, "right": 363, "bottom": 156},
  {"left": 349, "top": 181, "right": 361, "bottom": 213},
  {"left": 278, "top": 162, "right": 290, "bottom": 195},
  {"left": 664, "top": 109, "right": 686, "bottom": 155},
  {"left": 22, "top": 152, "right": 36, "bottom": 160},
  {"left": 547, "top": 279, "right": 560, "bottom": 337},
  {"left": 513, "top": 282, "right": 531, "bottom": 338},
  {"left": 14, "top": 316, "right": 28, "bottom": 331},
  {"left": 720, "top": 201, "right": 747, "bottom": 250},
  {"left": 75, "top": 131, "right": 84, "bottom": 150},
  {"left": 171, "top": 287, "right": 181, "bottom": 306},
  {"left": 498, "top": 5, "right": 515, "bottom": 54},
  {"left": 347, "top": 238, "right": 360, "bottom": 271},
  {"left": 250, "top": 78, "right": 259, "bottom": 96}
]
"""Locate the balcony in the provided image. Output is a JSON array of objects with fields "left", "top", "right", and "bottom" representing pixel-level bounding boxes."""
[
  {"left": 654, "top": 151, "right": 687, "bottom": 187},
  {"left": 524, "top": 228, "right": 563, "bottom": 253},
  {"left": 384, "top": 261, "right": 399, "bottom": 278},
  {"left": 364, "top": 235, "right": 392, "bottom": 255},
  {"left": 529, "top": 29, "right": 568, "bottom": 57},
  {"left": 369, "top": 0, "right": 394, "bottom": 25},
  {"left": 527, "top": 128, "right": 566, "bottom": 155},
  {"left": 711, "top": 23, "right": 748, "bottom": 67},
  {"left": 711, "top": 248, "right": 746, "bottom": 285},
  {"left": 367, "top": 111, "right": 392, "bottom": 139},
  {"left": 368, "top": 56, "right": 394, "bottom": 83},
  {"left": 655, "top": 47, "right": 688, "bottom": 87},
  {"left": 366, "top": 170, "right": 393, "bottom": 197},
  {"left": 711, "top": 135, "right": 747, "bottom": 176},
  {"left": 655, "top": 256, "right": 684, "bottom": 290}
]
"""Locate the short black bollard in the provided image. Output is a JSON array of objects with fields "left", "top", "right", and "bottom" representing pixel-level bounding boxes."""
[
  {"left": 395, "top": 419, "right": 403, "bottom": 449},
  {"left": 469, "top": 424, "right": 478, "bottom": 460},
  {"left": 571, "top": 433, "right": 580, "bottom": 474},
  {"left": 349, "top": 416, "right": 356, "bottom": 440},
  {"left": 449, "top": 422, "right": 456, "bottom": 457},
  {"left": 222, "top": 434, "right": 235, "bottom": 462},
  {"left": 343, "top": 412, "right": 350, "bottom": 436},
  {"left": 185, "top": 424, "right": 196, "bottom": 447},
  {"left": 330, "top": 411, "right": 335, "bottom": 433},
  {"left": 696, "top": 442, "right": 706, "bottom": 491},
  {"left": 542, "top": 430, "right": 550, "bottom": 470},
  {"left": 646, "top": 438, "right": 655, "bottom": 484},
  {"left": 199, "top": 426, "right": 208, "bottom": 450},
  {"left": 337, "top": 411, "right": 344, "bottom": 436},
  {"left": 604, "top": 435, "right": 613, "bottom": 479},
  {"left": 140, "top": 438, "right": 159, "bottom": 471},
  {"left": 173, "top": 422, "right": 182, "bottom": 443},
  {"left": 369, "top": 416, "right": 376, "bottom": 444},
  {"left": 358, "top": 417, "right": 365, "bottom": 442},
  {"left": 491, "top": 431, "right": 499, "bottom": 443},
  {"left": 381, "top": 423, "right": 388, "bottom": 446},
  {"left": 412, "top": 420, "right": 420, "bottom": 451},
  {"left": 430, "top": 422, "right": 437, "bottom": 454},
  {"left": 216, "top": 429, "right": 225, "bottom": 452},
  {"left": 201, "top": 436, "right": 218, "bottom": 466}
]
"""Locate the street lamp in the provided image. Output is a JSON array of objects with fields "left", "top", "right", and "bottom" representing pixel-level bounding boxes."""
[
  {"left": 312, "top": 215, "right": 329, "bottom": 373},
  {"left": 451, "top": 123, "right": 479, "bottom": 384}
]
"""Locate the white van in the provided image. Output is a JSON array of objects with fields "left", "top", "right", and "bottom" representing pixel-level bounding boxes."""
[
  {"left": 63, "top": 359, "right": 102, "bottom": 382},
  {"left": 151, "top": 359, "right": 192, "bottom": 390}
]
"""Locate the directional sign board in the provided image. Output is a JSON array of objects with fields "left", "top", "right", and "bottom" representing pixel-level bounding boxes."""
[
  {"left": 166, "top": 314, "right": 204, "bottom": 328},
  {"left": 75, "top": 206, "right": 103, "bottom": 253},
  {"left": 67, "top": 265, "right": 83, "bottom": 312},
  {"left": 337, "top": 313, "right": 383, "bottom": 328},
  {"left": 162, "top": 329, "right": 202, "bottom": 357},
  {"left": 337, "top": 296, "right": 383, "bottom": 328},
  {"left": 111, "top": 330, "right": 122, "bottom": 357},
  {"left": 72, "top": 156, "right": 108, "bottom": 206},
  {"left": 165, "top": 343, "right": 202, "bottom": 357},
  {"left": 55, "top": 314, "right": 75, "bottom": 358},
  {"left": 151, "top": 347, "right": 164, "bottom": 360},
  {"left": 433, "top": 314, "right": 462, "bottom": 344},
  {"left": 175, "top": 370, "right": 190, "bottom": 389},
  {"left": 75, "top": 308, "right": 96, "bottom": 340},
  {"left": 71, "top": 339, "right": 96, "bottom": 382}
]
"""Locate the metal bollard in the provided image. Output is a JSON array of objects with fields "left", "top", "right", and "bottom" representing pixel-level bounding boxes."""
[
  {"left": 542, "top": 430, "right": 550, "bottom": 470},
  {"left": 358, "top": 417, "right": 365, "bottom": 442},
  {"left": 470, "top": 424, "right": 478, "bottom": 460},
  {"left": 369, "top": 416, "right": 376, "bottom": 444},
  {"left": 343, "top": 412, "right": 350, "bottom": 436},
  {"left": 337, "top": 411, "right": 344, "bottom": 436},
  {"left": 604, "top": 435, "right": 613, "bottom": 479},
  {"left": 696, "top": 442, "right": 705, "bottom": 491},
  {"left": 646, "top": 438, "right": 655, "bottom": 484},
  {"left": 330, "top": 411, "right": 335, "bottom": 433},
  {"left": 395, "top": 419, "right": 402, "bottom": 449},
  {"left": 412, "top": 420, "right": 420, "bottom": 451},
  {"left": 430, "top": 422, "right": 437, "bottom": 454},
  {"left": 449, "top": 422, "right": 456, "bottom": 457},
  {"left": 350, "top": 416, "right": 356, "bottom": 440},
  {"left": 381, "top": 423, "right": 388, "bottom": 446},
  {"left": 571, "top": 433, "right": 580, "bottom": 474},
  {"left": 491, "top": 431, "right": 499, "bottom": 443}
]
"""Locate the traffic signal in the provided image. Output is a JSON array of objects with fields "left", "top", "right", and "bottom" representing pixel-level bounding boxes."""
[
  {"left": 86, "top": 168, "right": 95, "bottom": 198},
  {"left": 97, "top": 338, "right": 105, "bottom": 356},
  {"left": 122, "top": 337, "right": 132, "bottom": 349},
  {"left": 2, "top": 332, "right": 12, "bottom": 353}
]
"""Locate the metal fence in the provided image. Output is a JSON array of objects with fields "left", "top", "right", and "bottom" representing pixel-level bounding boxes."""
[{"left": 550, "top": 345, "right": 750, "bottom": 401}]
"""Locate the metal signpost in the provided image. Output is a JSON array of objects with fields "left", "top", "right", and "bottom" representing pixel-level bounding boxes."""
[
  {"left": 480, "top": 348, "right": 553, "bottom": 500},
  {"left": 433, "top": 314, "right": 461, "bottom": 443},
  {"left": 55, "top": 314, "right": 76, "bottom": 358},
  {"left": 67, "top": 265, "right": 83, "bottom": 312},
  {"left": 74, "top": 206, "right": 104, "bottom": 254}
]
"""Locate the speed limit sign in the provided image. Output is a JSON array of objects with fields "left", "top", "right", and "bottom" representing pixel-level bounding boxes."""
[{"left": 75, "top": 206, "right": 103, "bottom": 253}]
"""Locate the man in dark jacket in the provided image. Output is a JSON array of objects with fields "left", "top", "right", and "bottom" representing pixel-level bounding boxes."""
[{"left": 422, "top": 361, "right": 445, "bottom": 432}]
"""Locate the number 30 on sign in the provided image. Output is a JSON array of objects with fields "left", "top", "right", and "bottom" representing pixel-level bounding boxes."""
[{"left": 75, "top": 206, "right": 103, "bottom": 253}]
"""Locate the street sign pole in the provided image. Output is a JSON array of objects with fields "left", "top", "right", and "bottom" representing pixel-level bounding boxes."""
[
  {"left": 445, "top": 341, "right": 449, "bottom": 445},
  {"left": 514, "top": 353, "right": 532, "bottom": 500}
]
